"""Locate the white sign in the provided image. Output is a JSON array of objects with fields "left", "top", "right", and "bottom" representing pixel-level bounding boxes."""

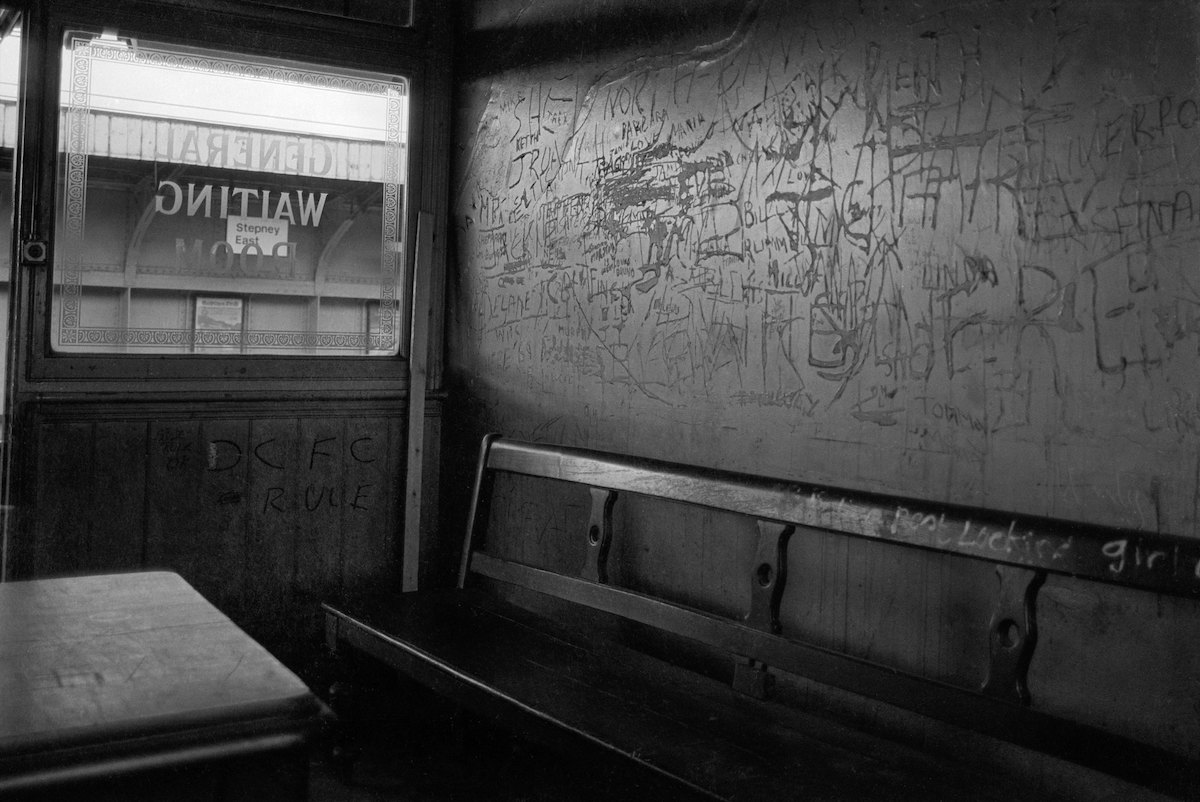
[
  {"left": 195, "top": 297, "right": 243, "bottom": 331},
  {"left": 226, "top": 215, "right": 290, "bottom": 254}
]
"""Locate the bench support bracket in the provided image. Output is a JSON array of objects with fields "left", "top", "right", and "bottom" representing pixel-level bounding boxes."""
[
  {"left": 734, "top": 521, "right": 793, "bottom": 699},
  {"left": 745, "top": 521, "right": 793, "bottom": 634},
  {"left": 581, "top": 488, "right": 617, "bottom": 584},
  {"left": 982, "top": 565, "right": 1046, "bottom": 705},
  {"left": 732, "top": 656, "right": 774, "bottom": 700}
]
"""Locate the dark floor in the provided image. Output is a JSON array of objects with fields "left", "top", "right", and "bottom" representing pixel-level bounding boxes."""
[
  {"left": 307, "top": 713, "right": 590, "bottom": 802},
  {"left": 305, "top": 669, "right": 650, "bottom": 802}
]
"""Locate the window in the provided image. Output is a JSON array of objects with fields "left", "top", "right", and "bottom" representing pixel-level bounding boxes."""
[
  {"left": 52, "top": 31, "right": 409, "bottom": 355},
  {"left": 0, "top": 16, "right": 17, "bottom": 424}
]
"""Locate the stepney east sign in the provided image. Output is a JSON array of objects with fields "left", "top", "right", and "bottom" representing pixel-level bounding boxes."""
[{"left": 154, "top": 180, "right": 330, "bottom": 264}]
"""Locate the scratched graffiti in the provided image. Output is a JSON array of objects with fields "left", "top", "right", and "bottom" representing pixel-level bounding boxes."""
[{"left": 453, "top": 0, "right": 1200, "bottom": 534}]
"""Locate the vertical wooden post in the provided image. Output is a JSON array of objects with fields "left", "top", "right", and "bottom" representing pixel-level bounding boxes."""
[
  {"left": 456, "top": 434, "right": 501, "bottom": 589},
  {"left": 402, "top": 211, "right": 435, "bottom": 592}
]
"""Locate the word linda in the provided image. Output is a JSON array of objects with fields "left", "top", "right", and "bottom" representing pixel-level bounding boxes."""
[{"left": 155, "top": 181, "right": 329, "bottom": 227}]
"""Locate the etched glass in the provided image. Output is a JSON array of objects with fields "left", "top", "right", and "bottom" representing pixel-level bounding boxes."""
[{"left": 54, "top": 32, "right": 408, "bottom": 355}]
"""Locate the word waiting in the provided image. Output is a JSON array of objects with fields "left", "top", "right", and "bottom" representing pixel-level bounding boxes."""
[{"left": 155, "top": 181, "right": 329, "bottom": 227}]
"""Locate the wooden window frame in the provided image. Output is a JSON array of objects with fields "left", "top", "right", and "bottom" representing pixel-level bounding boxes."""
[{"left": 14, "top": 0, "right": 439, "bottom": 395}]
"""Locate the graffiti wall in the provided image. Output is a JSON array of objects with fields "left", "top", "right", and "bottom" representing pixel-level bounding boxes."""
[{"left": 451, "top": 0, "right": 1200, "bottom": 535}]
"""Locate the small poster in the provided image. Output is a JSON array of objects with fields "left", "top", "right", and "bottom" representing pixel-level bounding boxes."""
[{"left": 194, "top": 297, "right": 243, "bottom": 352}]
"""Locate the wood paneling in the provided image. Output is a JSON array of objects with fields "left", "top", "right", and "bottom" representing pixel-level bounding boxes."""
[
  {"left": 90, "top": 422, "right": 149, "bottom": 571},
  {"left": 338, "top": 414, "right": 404, "bottom": 588},
  {"left": 24, "top": 405, "right": 406, "bottom": 663},
  {"left": 32, "top": 422, "right": 93, "bottom": 577},
  {"left": 245, "top": 417, "right": 302, "bottom": 650}
]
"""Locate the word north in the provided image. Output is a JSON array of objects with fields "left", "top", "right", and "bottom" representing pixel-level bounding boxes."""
[{"left": 155, "top": 181, "right": 329, "bottom": 227}]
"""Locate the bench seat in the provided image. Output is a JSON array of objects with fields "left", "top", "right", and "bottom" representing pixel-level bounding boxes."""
[
  {"left": 324, "top": 435, "right": 1199, "bottom": 800},
  {"left": 327, "top": 586, "right": 1074, "bottom": 801}
]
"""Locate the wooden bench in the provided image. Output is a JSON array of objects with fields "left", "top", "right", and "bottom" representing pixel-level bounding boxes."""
[{"left": 323, "top": 435, "right": 1200, "bottom": 800}]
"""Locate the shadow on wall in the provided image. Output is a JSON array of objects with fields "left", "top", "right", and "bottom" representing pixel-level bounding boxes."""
[{"left": 457, "top": 0, "right": 753, "bottom": 77}]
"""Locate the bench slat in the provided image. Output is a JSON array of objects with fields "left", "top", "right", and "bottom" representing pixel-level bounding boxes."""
[
  {"left": 486, "top": 439, "right": 1200, "bottom": 596},
  {"left": 470, "top": 551, "right": 1194, "bottom": 795}
]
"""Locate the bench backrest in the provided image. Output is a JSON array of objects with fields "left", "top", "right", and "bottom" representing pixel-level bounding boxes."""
[{"left": 457, "top": 434, "right": 1198, "bottom": 796}]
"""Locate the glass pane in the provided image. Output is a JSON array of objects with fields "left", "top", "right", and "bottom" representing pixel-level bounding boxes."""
[
  {"left": 53, "top": 31, "right": 408, "bottom": 355},
  {"left": 0, "top": 20, "right": 16, "bottom": 411},
  {"left": 0, "top": 12, "right": 17, "bottom": 577}
]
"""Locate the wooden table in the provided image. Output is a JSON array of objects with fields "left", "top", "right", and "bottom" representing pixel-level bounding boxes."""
[{"left": 0, "top": 571, "right": 324, "bottom": 800}]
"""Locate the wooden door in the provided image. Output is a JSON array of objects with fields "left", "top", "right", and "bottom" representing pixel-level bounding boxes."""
[{"left": 1, "top": 0, "right": 448, "bottom": 668}]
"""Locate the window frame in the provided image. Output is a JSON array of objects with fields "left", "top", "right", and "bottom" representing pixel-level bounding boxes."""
[{"left": 18, "top": 0, "right": 432, "bottom": 390}]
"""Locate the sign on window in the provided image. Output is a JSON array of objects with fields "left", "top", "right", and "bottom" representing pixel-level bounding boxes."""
[{"left": 54, "top": 32, "right": 409, "bottom": 356}]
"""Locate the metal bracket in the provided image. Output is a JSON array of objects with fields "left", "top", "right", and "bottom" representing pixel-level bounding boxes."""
[
  {"left": 580, "top": 487, "right": 617, "bottom": 584},
  {"left": 744, "top": 521, "right": 793, "bottom": 634},
  {"left": 734, "top": 521, "right": 792, "bottom": 700},
  {"left": 981, "top": 565, "right": 1046, "bottom": 705},
  {"left": 732, "top": 655, "right": 774, "bottom": 700}
]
